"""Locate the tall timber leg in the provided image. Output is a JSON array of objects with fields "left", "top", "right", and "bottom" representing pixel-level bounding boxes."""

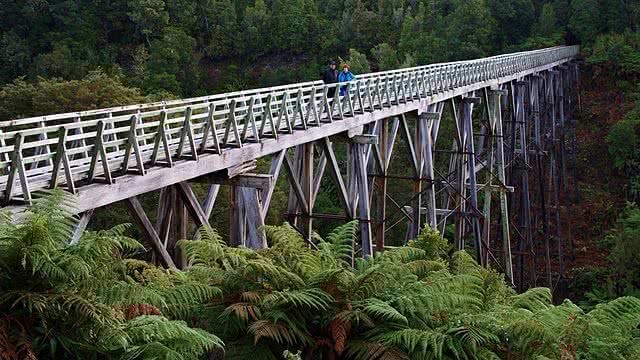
[{"left": 489, "top": 87, "right": 514, "bottom": 284}]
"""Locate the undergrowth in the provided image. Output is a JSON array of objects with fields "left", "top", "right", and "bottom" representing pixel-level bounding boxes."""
[{"left": 1, "top": 190, "right": 639, "bottom": 359}]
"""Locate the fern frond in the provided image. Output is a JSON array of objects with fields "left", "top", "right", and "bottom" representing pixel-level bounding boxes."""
[
  {"left": 382, "top": 246, "right": 428, "bottom": 263},
  {"left": 329, "top": 317, "right": 351, "bottom": 354},
  {"left": 361, "top": 298, "right": 408, "bottom": 324},
  {"left": 322, "top": 220, "right": 357, "bottom": 267},
  {"left": 587, "top": 296, "right": 640, "bottom": 329},
  {"left": 249, "top": 319, "right": 304, "bottom": 346},
  {"left": 380, "top": 328, "right": 447, "bottom": 357},
  {"left": 263, "top": 288, "right": 333, "bottom": 311},
  {"left": 222, "top": 302, "right": 261, "bottom": 323},
  {"left": 511, "top": 287, "right": 553, "bottom": 311},
  {"left": 345, "top": 340, "right": 409, "bottom": 360},
  {"left": 406, "top": 259, "right": 447, "bottom": 277},
  {"left": 101, "top": 315, "right": 223, "bottom": 359},
  {"left": 244, "top": 258, "right": 305, "bottom": 288}
]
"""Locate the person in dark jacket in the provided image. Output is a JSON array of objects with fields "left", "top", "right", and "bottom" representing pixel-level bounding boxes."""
[
  {"left": 338, "top": 63, "right": 354, "bottom": 96},
  {"left": 322, "top": 60, "right": 339, "bottom": 98}
]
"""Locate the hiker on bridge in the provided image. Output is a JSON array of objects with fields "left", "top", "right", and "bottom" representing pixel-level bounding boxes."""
[
  {"left": 321, "top": 60, "right": 339, "bottom": 98},
  {"left": 338, "top": 63, "right": 354, "bottom": 96}
]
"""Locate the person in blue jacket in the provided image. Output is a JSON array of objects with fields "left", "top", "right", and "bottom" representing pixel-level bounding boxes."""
[{"left": 338, "top": 63, "right": 354, "bottom": 96}]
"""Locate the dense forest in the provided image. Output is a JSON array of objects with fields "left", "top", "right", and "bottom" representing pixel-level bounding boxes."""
[
  {"left": 0, "top": 0, "right": 637, "bottom": 101},
  {"left": 2, "top": 0, "right": 640, "bottom": 359}
]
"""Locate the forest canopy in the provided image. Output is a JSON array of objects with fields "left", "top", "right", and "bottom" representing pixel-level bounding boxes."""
[{"left": 1, "top": 0, "right": 638, "bottom": 103}]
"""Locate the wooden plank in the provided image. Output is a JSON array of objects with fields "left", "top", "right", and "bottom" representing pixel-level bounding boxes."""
[
  {"left": 241, "top": 97, "right": 260, "bottom": 141},
  {"left": 351, "top": 134, "right": 378, "bottom": 144},
  {"left": 176, "top": 107, "right": 198, "bottom": 160},
  {"left": 200, "top": 103, "right": 222, "bottom": 153},
  {"left": 175, "top": 182, "right": 209, "bottom": 227},
  {"left": 283, "top": 152, "right": 310, "bottom": 215},
  {"left": 241, "top": 187, "right": 267, "bottom": 248},
  {"left": 301, "top": 143, "right": 313, "bottom": 242},
  {"left": 226, "top": 160, "right": 257, "bottom": 178},
  {"left": 121, "top": 115, "right": 146, "bottom": 175},
  {"left": 375, "top": 119, "right": 388, "bottom": 251},
  {"left": 311, "top": 149, "right": 327, "bottom": 207},
  {"left": 399, "top": 114, "right": 419, "bottom": 176},
  {"left": 159, "top": 187, "right": 176, "bottom": 248},
  {"left": 125, "top": 196, "right": 176, "bottom": 268},
  {"left": 88, "top": 121, "right": 113, "bottom": 184},
  {"left": 174, "top": 194, "right": 188, "bottom": 267},
  {"left": 355, "top": 143, "right": 373, "bottom": 257},
  {"left": 192, "top": 173, "right": 272, "bottom": 190},
  {"left": 385, "top": 117, "right": 400, "bottom": 167},
  {"left": 29, "top": 121, "right": 52, "bottom": 170},
  {"left": 229, "top": 185, "right": 246, "bottom": 246},
  {"left": 286, "top": 146, "right": 303, "bottom": 224},
  {"left": 223, "top": 100, "right": 243, "bottom": 147},
  {"left": 4, "top": 134, "right": 28, "bottom": 203},
  {"left": 320, "top": 138, "right": 352, "bottom": 218},
  {"left": 50, "top": 128, "right": 76, "bottom": 194},
  {"left": 71, "top": 208, "right": 94, "bottom": 245},
  {"left": 202, "top": 184, "right": 220, "bottom": 220},
  {"left": 151, "top": 111, "right": 174, "bottom": 166},
  {"left": 262, "top": 150, "right": 285, "bottom": 216}
]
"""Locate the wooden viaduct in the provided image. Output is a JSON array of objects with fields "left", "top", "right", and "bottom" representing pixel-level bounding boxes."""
[{"left": 0, "top": 46, "right": 580, "bottom": 290}]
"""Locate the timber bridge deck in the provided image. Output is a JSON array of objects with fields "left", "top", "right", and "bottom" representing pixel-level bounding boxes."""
[{"left": 0, "top": 46, "right": 580, "bottom": 289}]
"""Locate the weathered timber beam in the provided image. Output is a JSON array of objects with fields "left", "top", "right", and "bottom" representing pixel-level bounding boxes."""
[
  {"left": 175, "top": 182, "right": 209, "bottom": 227},
  {"left": 351, "top": 134, "right": 378, "bottom": 144},
  {"left": 125, "top": 197, "right": 176, "bottom": 268},
  {"left": 202, "top": 185, "right": 220, "bottom": 220},
  {"left": 283, "top": 152, "right": 310, "bottom": 215},
  {"left": 442, "top": 182, "right": 515, "bottom": 193},
  {"left": 213, "top": 160, "right": 258, "bottom": 179},
  {"left": 262, "top": 151, "right": 285, "bottom": 216},
  {"left": 70, "top": 208, "right": 94, "bottom": 245},
  {"left": 191, "top": 173, "right": 272, "bottom": 191},
  {"left": 320, "top": 138, "right": 352, "bottom": 218}
]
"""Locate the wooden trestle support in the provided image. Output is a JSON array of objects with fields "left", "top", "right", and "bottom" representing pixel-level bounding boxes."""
[{"left": 0, "top": 47, "right": 580, "bottom": 291}]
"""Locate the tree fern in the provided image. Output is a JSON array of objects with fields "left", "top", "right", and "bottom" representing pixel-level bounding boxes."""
[
  {"left": 361, "top": 298, "right": 408, "bottom": 324},
  {"left": 263, "top": 288, "right": 333, "bottom": 311},
  {"left": 2, "top": 195, "right": 640, "bottom": 359},
  {"left": 99, "top": 315, "right": 223, "bottom": 359}
]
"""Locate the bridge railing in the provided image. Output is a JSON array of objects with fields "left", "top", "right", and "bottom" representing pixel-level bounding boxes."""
[{"left": 0, "top": 45, "right": 579, "bottom": 203}]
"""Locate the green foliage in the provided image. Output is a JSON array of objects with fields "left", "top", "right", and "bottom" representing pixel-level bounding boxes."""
[
  {"left": 607, "top": 116, "right": 639, "bottom": 171},
  {"left": 605, "top": 204, "right": 640, "bottom": 290},
  {"left": 344, "top": 48, "right": 371, "bottom": 74},
  {"left": 127, "top": 0, "right": 169, "bottom": 44},
  {"left": 0, "top": 190, "right": 223, "bottom": 359},
  {"left": 408, "top": 225, "right": 451, "bottom": 260},
  {"left": 372, "top": 43, "right": 399, "bottom": 71},
  {"left": 0, "top": 0, "right": 639, "bottom": 104},
  {"left": 201, "top": 0, "right": 238, "bottom": 59},
  {"left": 2, "top": 193, "right": 640, "bottom": 358},
  {"left": 569, "top": 0, "right": 606, "bottom": 45},
  {"left": 487, "top": 0, "right": 535, "bottom": 49},
  {"left": 589, "top": 32, "right": 640, "bottom": 78},
  {"left": 535, "top": 3, "right": 559, "bottom": 38},
  {"left": 0, "top": 70, "right": 144, "bottom": 121},
  {"left": 146, "top": 27, "right": 202, "bottom": 96},
  {"left": 606, "top": 98, "right": 640, "bottom": 201}
]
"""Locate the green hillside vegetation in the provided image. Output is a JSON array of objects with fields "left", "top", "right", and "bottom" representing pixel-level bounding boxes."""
[{"left": 1, "top": 0, "right": 638, "bottom": 102}]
